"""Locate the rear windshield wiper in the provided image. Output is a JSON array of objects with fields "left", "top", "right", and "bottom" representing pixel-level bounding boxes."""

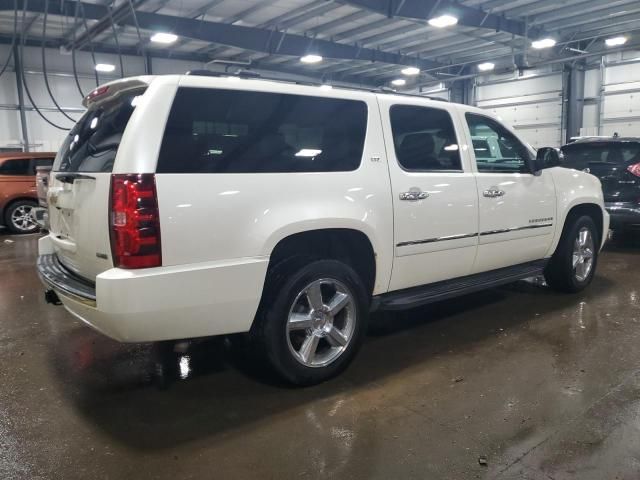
[{"left": 55, "top": 173, "right": 96, "bottom": 184}]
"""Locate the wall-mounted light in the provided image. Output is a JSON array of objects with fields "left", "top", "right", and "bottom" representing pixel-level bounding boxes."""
[
  {"left": 95, "top": 63, "right": 115, "bottom": 72},
  {"left": 477, "top": 62, "right": 495, "bottom": 71},
  {"left": 428, "top": 15, "right": 458, "bottom": 28},
  {"left": 300, "top": 54, "right": 323, "bottom": 64}
]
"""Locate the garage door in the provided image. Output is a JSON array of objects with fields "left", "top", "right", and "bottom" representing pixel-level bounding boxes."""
[{"left": 475, "top": 72, "right": 563, "bottom": 148}]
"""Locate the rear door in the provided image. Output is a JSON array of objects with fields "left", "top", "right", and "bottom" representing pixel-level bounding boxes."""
[
  {"left": 48, "top": 83, "right": 148, "bottom": 280},
  {"left": 561, "top": 142, "right": 640, "bottom": 202},
  {"left": 378, "top": 98, "right": 479, "bottom": 291}
]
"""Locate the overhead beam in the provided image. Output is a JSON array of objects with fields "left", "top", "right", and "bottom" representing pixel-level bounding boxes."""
[
  {"left": 334, "top": 0, "right": 544, "bottom": 38},
  {"left": 4, "top": 0, "right": 445, "bottom": 69},
  {"left": 0, "top": 33, "right": 382, "bottom": 87}
]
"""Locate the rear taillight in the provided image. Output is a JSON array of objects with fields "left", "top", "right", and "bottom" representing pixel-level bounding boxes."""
[
  {"left": 627, "top": 163, "right": 640, "bottom": 177},
  {"left": 109, "top": 174, "right": 161, "bottom": 269}
]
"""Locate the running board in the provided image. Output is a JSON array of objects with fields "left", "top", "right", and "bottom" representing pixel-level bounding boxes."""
[{"left": 373, "top": 260, "right": 548, "bottom": 311}]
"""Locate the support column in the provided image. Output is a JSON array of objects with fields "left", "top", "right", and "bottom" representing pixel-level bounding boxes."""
[
  {"left": 13, "top": 45, "right": 30, "bottom": 152},
  {"left": 449, "top": 79, "right": 474, "bottom": 105},
  {"left": 566, "top": 63, "right": 585, "bottom": 143}
]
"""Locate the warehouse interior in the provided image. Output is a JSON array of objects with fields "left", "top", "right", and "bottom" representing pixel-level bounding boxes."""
[{"left": 2, "top": 1, "right": 640, "bottom": 479}]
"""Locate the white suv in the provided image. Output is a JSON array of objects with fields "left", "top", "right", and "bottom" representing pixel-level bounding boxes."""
[{"left": 37, "top": 73, "right": 609, "bottom": 385}]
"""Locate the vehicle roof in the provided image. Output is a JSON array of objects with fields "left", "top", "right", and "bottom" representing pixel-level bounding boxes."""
[
  {"left": 0, "top": 152, "right": 56, "bottom": 160},
  {"left": 564, "top": 136, "right": 640, "bottom": 146}
]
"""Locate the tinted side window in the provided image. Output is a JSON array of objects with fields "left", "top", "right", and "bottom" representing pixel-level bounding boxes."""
[
  {"left": 0, "top": 159, "right": 30, "bottom": 175},
  {"left": 466, "top": 113, "right": 532, "bottom": 173},
  {"left": 157, "top": 88, "right": 368, "bottom": 173},
  {"left": 389, "top": 105, "right": 461, "bottom": 172}
]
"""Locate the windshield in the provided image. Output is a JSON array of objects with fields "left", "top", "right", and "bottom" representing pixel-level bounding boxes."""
[{"left": 53, "top": 87, "right": 146, "bottom": 173}]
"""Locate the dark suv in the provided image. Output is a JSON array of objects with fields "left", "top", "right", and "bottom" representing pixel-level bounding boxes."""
[{"left": 561, "top": 137, "right": 640, "bottom": 230}]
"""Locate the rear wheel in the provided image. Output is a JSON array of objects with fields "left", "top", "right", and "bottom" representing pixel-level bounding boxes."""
[
  {"left": 254, "top": 259, "right": 369, "bottom": 386},
  {"left": 544, "top": 215, "right": 598, "bottom": 293},
  {"left": 5, "top": 200, "right": 39, "bottom": 234}
]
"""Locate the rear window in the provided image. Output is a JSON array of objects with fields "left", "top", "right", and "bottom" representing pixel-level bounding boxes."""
[
  {"left": 53, "top": 87, "right": 146, "bottom": 173},
  {"left": 561, "top": 143, "right": 640, "bottom": 169},
  {"left": 156, "top": 88, "right": 368, "bottom": 173}
]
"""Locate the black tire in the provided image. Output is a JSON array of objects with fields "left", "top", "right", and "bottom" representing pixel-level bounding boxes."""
[
  {"left": 544, "top": 215, "right": 599, "bottom": 293},
  {"left": 253, "top": 258, "right": 369, "bottom": 386},
  {"left": 4, "top": 200, "right": 39, "bottom": 234}
]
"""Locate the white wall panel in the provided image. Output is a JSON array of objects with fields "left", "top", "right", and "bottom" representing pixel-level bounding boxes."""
[
  {"left": 475, "top": 71, "right": 563, "bottom": 147},
  {"left": 594, "top": 54, "right": 640, "bottom": 136}
]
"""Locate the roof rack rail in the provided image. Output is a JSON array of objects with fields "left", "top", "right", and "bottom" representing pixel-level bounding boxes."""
[
  {"left": 186, "top": 69, "right": 261, "bottom": 79},
  {"left": 183, "top": 69, "right": 449, "bottom": 102}
]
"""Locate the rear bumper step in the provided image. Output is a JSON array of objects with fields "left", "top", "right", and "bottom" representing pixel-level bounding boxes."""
[{"left": 37, "top": 254, "right": 97, "bottom": 306}]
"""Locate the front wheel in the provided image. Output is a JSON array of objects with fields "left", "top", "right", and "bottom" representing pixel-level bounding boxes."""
[
  {"left": 544, "top": 215, "right": 599, "bottom": 293},
  {"left": 254, "top": 259, "right": 369, "bottom": 386},
  {"left": 5, "top": 200, "right": 39, "bottom": 234}
]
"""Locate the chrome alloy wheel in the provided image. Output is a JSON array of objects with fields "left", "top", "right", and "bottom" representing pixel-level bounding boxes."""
[
  {"left": 10, "top": 204, "right": 37, "bottom": 233},
  {"left": 286, "top": 278, "right": 356, "bottom": 368},
  {"left": 573, "top": 226, "right": 595, "bottom": 282}
]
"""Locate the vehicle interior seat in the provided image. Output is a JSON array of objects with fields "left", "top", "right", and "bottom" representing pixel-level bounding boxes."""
[{"left": 398, "top": 133, "right": 441, "bottom": 170}]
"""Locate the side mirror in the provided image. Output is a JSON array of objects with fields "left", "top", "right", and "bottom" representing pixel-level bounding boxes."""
[{"left": 533, "top": 147, "right": 563, "bottom": 172}]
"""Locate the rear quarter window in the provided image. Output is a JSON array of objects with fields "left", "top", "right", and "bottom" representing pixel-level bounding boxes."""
[{"left": 156, "top": 88, "right": 368, "bottom": 173}]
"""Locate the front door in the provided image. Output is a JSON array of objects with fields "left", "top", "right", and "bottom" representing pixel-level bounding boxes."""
[
  {"left": 379, "top": 98, "right": 479, "bottom": 292},
  {"left": 462, "top": 112, "right": 557, "bottom": 273}
]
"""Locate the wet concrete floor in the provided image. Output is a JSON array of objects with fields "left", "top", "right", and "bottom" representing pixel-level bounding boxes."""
[{"left": 2, "top": 231, "right": 640, "bottom": 479}]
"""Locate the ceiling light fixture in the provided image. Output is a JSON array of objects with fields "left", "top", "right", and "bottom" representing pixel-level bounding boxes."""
[
  {"left": 605, "top": 36, "right": 627, "bottom": 47},
  {"left": 391, "top": 78, "right": 406, "bottom": 87},
  {"left": 531, "top": 38, "right": 556, "bottom": 49},
  {"left": 300, "top": 54, "right": 323, "bottom": 64},
  {"left": 151, "top": 32, "right": 178, "bottom": 44},
  {"left": 428, "top": 15, "right": 458, "bottom": 28},
  {"left": 477, "top": 62, "right": 495, "bottom": 71},
  {"left": 95, "top": 63, "right": 115, "bottom": 72},
  {"left": 401, "top": 66, "right": 420, "bottom": 76}
]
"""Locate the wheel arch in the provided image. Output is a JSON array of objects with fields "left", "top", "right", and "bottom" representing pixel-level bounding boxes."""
[
  {"left": 549, "top": 201, "right": 604, "bottom": 256},
  {"left": 265, "top": 228, "right": 378, "bottom": 296}
]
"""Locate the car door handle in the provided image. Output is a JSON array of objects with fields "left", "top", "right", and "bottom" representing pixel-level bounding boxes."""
[
  {"left": 483, "top": 188, "right": 505, "bottom": 198},
  {"left": 399, "top": 190, "right": 429, "bottom": 201}
]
